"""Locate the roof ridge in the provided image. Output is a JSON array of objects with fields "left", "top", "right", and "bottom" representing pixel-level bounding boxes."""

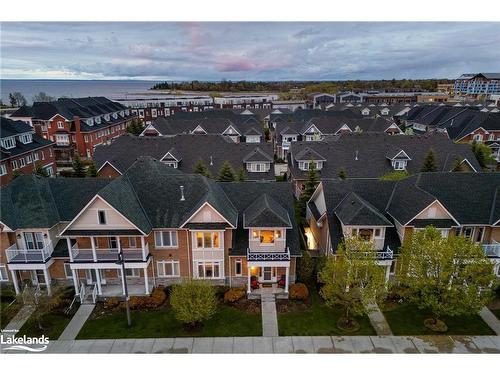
[
  {"left": 122, "top": 167, "right": 154, "bottom": 230},
  {"left": 489, "top": 186, "right": 499, "bottom": 225}
]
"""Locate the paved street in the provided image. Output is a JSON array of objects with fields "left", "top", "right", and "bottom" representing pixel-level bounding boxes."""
[{"left": 2, "top": 335, "right": 499, "bottom": 354}]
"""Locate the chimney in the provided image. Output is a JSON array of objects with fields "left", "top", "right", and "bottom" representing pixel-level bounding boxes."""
[
  {"left": 180, "top": 186, "right": 185, "bottom": 201},
  {"left": 355, "top": 150, "right": 359, "bottom": 160}
]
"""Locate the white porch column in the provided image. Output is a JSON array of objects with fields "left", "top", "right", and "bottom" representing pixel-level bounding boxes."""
[
  {"left": 385, "top": 264, "right": 391, "bottom": 283},
  {"left": 247, "top": 266, "right": 251, "bottom": 293},
  {"left": 10, "top": 270, "right": 20, "bottom": 295},
  {"left": 71, "top": 269, "right": 79, "bottom": 294},
  {"left": 95, "top": 269, "right": 102, "bottom": 295},
  {"left": 285, "top": 266, "right": 289, "bottom": 293},
  {"left": 144, "top": 267, "right": 149, "bottom": 295},
  {"left": 43, "top": 268, "right": 52, "bottom": 296},
  {"left": 90, "top": 236, "right": 97, "bottom": 262},
  {"left": 66, "top": 238, "right": 73, "bottom": 262},
  {"left": 141, "top": 236, "right": 146, "bottom": 261}
]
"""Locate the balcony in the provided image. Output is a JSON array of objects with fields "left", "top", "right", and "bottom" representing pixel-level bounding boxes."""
[
  {"left": 6, "top": 241, "right": 54, "bottom": 263},
  {"left": 247, "top": 248, "right": 290, "bottom": 262},
  {"left": 71, "top": 243, "right": 149, "bottom": 262},
  {"left": 249, "top": 238, "right": 286, "bottom": 252},
  {"left": 483, "top": 243, "right": 500, "bottom": 258}
]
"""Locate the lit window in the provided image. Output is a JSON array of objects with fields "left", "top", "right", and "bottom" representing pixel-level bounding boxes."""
[{"left": 194, "top": 232, "right": 221, "bottom": 249}]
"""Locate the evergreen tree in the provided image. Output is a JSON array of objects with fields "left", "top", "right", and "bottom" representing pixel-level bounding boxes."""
[
  {"left": 126, "top": 119, "right": 144, "bottom": 136},
  {"left": 193, "top": 159, "right": 211, "bottom": 178},
  {"left": 338, "top": 167, "right": 347, "bottom": 180},
  {"left": 72, "top": 153, "right": 86, "bottom": 177},
  {"left": 450, "top": 157, "right": 464, "bottom": 172},
  {"left": 420, "top": 149, "right": 437, "bottom": 172},
  {"left": 236, "top": 167, "right": 246, "bottom": 182},
  {"left": 472, "top": 141, "right": 495, "bottom": 169},
  {"left": 296, "top": 162, "right": 320, "bottom": 220},
  {"left": 86, "top": 161, "right": 98, "bottom": 177},
  {"left": 33, "top": 162, "right": 49, "bottom": 177},
  {"left": 218, "top": 161, "right": 236, "bottom": 182}
]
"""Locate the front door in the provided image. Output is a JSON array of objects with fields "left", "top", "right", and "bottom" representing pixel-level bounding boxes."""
[
  {"left": 263, "top": 267, "right": 273, "bottom": 282},
  {"left": 24, "top": 232, "right": 44, "bottom": 250},
  {"left": 31, "top": 270, "right": 46, "bottom": 285},
  {"left": 85, "top": 269, "right": 106, "bottom": 285}
]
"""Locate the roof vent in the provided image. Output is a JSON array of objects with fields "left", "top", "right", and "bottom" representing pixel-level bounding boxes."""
[
  {"left": 180, "top": 186, "right": 185, "bottom": 201},
  {"left": 210, "top": 156, "right": 213, "bottom": 166},
  {"left": 355, "top": 150, "right": 359, "bottom": 160}
]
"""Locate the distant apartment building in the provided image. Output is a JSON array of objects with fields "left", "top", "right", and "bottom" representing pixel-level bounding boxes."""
[
  {"left": 0, "top": 117, "right": 56, "bottom": 186},
  {"left": 454, "top": 73, "right": 500, "bottom": 98},
  {"left": 437, "top": 83, "right": 454, "bottom": 95},
  {"left": 9, "top": 97, "right": 137, "bottom": 164},
  {"left": 213, "top": 94, "right": 277, "bottom": 109}
]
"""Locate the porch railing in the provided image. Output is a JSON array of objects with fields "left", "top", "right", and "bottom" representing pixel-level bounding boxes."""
[
  {"left": 71, "top": 244, "right": 148, "bottom": 262},
  {"left": 6, "top": 241, "right": 54, "bottom": 263},
  {"left": 247, "top": 248, "right": 290, "bottom": 261},
  {"left": 483, "top": 243, "right": 500, "bottom": 258},
  {"left": 91, "top": 284, "right": 98, "bottom": 304}
]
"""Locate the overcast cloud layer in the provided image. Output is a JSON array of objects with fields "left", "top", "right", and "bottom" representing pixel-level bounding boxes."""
[{"left": 1, "top": 22, "right": 499, "bottom": 80}]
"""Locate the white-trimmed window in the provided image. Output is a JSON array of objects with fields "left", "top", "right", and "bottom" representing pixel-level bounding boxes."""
[
  {"left": 461, "top": 226, "right": 474, "bottom": 239},
  {"left": 473, "top": 134, "right": 483, "bottom": 142},
  {"left": 235, "top": 259, "right": 242, "bottom": 276},
  {"left": 247, "top": 163, "right": 267, "bottom": 172},
  {"left": 33, "top": 152, "right": 39, "bottom": 161},
  {"left": 393, "top": 160, "right": 407, "bottom": 170},
  {"left": 196, "top": 261, "right": 222, "bottom": 279},
  {"left": 19, "top": 133, "right": 32, "bottom": 144},
  {"left": 374, "top": 228, "right": 382, "bottom": 238},
  {"left": 157, "top": 260, "right": 180, "bottom": 277},
  {"left": 57, "top": 121, "right": 64, "bottom": 129},
  {"left": 0, "top": 264, "right": 8, "bottom": 281},
  {"left": 19, "top": 157, "right": 26, "bottom": 168},
  {"left": 11, "top": 160, "right": 19, "bottom": 170},
  {"left": 1, "top": 137, "right": 16, "bottom": 149},
  {"left": 194, "top": 231, "right": 221, "bottom": 249},
  {"left": 63, "top": 263, "right": 72, "bottom": 279},
  {"left": 97, "top": 210, "right": 107, "bottom": 225},
  {"left": 125, "top": 268, "right": 140, "bottom": 277},
  {"left": 251, "top": 229, "right": 282, "bottom": 245},
  {"left": 26, "top": 154, "right": 33, "bottom": 164},
  {"left": 155, "top": 230, "right": 178, "bottom": 248},
  {"left": 0, "top": 164, "right": 7, "bottom": 176},
  {"left": 129, "top": 237, "right": 137, "bottom": 248}
]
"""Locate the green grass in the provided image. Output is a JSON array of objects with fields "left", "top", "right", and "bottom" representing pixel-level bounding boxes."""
[
  {"left": 1, "top": 300, "right": 22, "bottom": 329},
  {"left": 383, "top": 303, "right": 495, "bottom": 336},
  {"left": 17, "top": 312, "right": 73, "bottom": 340},
  {"left": 77, "top": 305, "right": 261, "bottom": 339},
  {"left": 277, "top": 290, "right": 376, "bottom": 336}
]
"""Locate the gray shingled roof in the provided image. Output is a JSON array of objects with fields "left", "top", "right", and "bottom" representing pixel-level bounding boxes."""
[
  {"left": 243, "top": 194, "right": 292, "bottom": 228},
  {"left": 334, "top": 192, "right": 393, "bottom": 226}
]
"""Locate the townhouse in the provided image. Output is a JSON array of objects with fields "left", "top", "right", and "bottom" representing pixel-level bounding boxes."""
[
  {"left": 0, "top": 117, "right": 56, "bottom": 186},
  {"left": 9, "top": 97, "right": 138, "bottom": 164},
  {"left": 306, "top": 173, "right": 500, "bottom": 279},
  {"left": 213, "top": 94, "right": 277, "bottom": 109},
  {"left": 93, "top": 134, "right": 275, "bottom": 181},
  {"left": 454, "top": 73, "right": 500, "bottom": 98},
  {"left": 0, "top": 158, "right": 300, "bottom": 299},
  {"left": 288, "top": 132, "right": 480, "bottom": 197},
  {"left": 141, "top": 113, "right": 263, "bottom": 143}
]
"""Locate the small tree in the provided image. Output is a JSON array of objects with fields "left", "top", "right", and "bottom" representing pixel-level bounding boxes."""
[
  {"left": 33, "top": 162, "right": 49, "bottom": 177},
  {"left": 297, "top": 250, "right": 315, "bottom": 285},
  {"left": 217, "top": 161, "right": 235, "bottom": 182},
  {"left": 472, "top": 141, "right": 495, "bottom": 170},
  {"left": 71, "top": 153, "right": 86, "bottom": 177},
  {"left": 32, "top": 92, "right": 55, "bottom": 103},
  {"left": 319, "top": 236, "right": 387, "bottom": 330},
  {"left": 338, "top": 167, "right": 347, "bottom": 180},
  {"left": 86, "top": 161, "right": 98, "bottom": 177},
  {"left": 296, "top": 162, "right": 320, "bottom": 219},
  {"left": 170, "top": 280, "right": 217, "bottom": 327},
  {"left": 236, "top": 167, "right": 246, "bottom": 182},
  {"left": 126, "top": 119, "right": 144, "bottom": 136},
  {"left": 193, "top": 159, "right": 211, "bottom": 178},
  {"left": 420, "top": 149, "right": 437, "bottom": 172},
  {"left": 397, "top": 226, "right": 495, "bottom": 331},
  {"left": 8, "top": 92, "right": 27, "bottom": 107},
  {"left": 22, "top": 285, "right": 52, "bottom": 330}
]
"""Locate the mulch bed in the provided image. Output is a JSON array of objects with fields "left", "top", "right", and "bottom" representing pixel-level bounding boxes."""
[
  {"left": 276, "top": 292, "right": 313, "bottom": 313},
  {"left": 225, "top": 298, "right": 261, "bottom": 314}
]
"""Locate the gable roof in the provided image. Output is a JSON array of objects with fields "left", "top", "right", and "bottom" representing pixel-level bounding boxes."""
[
  {"left": 294, "top": 147, "right": 326, "bottom": 161},
  {"left": 243, "top": 194, "right": 292, "bottom": 228},
  {"left": 334, "top": 192, "right": 393, "bottom": 226}
]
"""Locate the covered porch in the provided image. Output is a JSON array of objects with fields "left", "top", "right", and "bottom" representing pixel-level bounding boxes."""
[
  {"left": 246, "top": 250, "right": 291, "bottom": 296},
  {"left": 7, "top": 260, "right": 55, "bottom": 296}
]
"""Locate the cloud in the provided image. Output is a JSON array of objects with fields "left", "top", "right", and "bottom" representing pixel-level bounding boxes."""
[{"left": 1, "top": 22, "right": 499, "bottom": 81}]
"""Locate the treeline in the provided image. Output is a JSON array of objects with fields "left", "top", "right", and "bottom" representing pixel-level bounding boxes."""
[{"left": 151, "top": 79, "right": 454, "bottom": 96}]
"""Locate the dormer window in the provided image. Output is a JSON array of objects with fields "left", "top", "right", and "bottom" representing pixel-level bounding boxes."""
[
  {"left": 104, "top": 114, "right": 110, "bottom": 121},
  {"left": 57, "top": 121, "right": 64, "bottom": 129},
  {"left": 1, "top": 137, "right": 16, "bottom": 149},
  {"left": 113, "top": 113, "right": 118, "bottom": 119},
  {"left": 87, "top": 119, "right": 94, "bottom": 126},
  {"left": 361, "top": 108, "right": 370, "bottom": 116},
  {"left": 19, "top": 133, "right": 33, "bottom": 144},
  {"left": 392, "top": 160, "right": 407, "bottom": 170},
  {"left": 299, "top": 161, "right": 323, "bottom": 171},
  {"left": 95, "top": 116, "right": 101, "bottom": 124},
  {"left": 247, "top": 162, "right": 269, "bottom": 172}
]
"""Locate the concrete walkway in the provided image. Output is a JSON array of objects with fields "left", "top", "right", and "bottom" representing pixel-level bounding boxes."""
[
  {"left": 261, "top": 294, "right": 279, "bottom": 337},
  {"left": 366, "top": 302, "right": 393, "bottom": 336},
  {"left": 2, "top": 335, "right": 499, "bottom": 354},
  {"left": 479, "top": 307, "right": 500, "bottom": 336},
  {"left": 2, "top": 305, "right": 35, "bottom": 339},
  {"left": 58, "top": 304, "right": 95, "bottom": 340}
]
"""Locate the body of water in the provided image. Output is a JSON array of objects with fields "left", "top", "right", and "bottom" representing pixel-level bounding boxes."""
[{"left": 0, "top": 79, "right": 161, "bottom": 105}]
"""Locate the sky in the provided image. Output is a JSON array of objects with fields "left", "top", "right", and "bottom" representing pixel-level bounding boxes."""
[{"left": 1, "top": 22, "right": 499, "bottom": 81}]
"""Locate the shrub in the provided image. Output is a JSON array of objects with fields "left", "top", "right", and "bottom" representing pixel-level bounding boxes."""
[
  {"left": 289, "top": 283, "right": 309, "bottom": 301},
  {"left": 224, "top": 288, "right": 246, "bottom": 303},
  {"left": 128, "top": 288, "right": 167, "bottom": 310},
  {"left": 170, "top": 280, "right": 217, "bottom": 326},
  {"left": 104, "top": 297, "right": 120, "bottom": 310},
  {"left": 149, "top": 288, "right": 167, "bottom": 307}
]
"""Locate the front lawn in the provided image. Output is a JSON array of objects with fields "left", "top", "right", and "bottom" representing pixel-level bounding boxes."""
[
  {"left": 77, "top": 304, "right": 261, "bottom": 339},
  {"left": 0, "top": 284, "right": 22, "bottom": 329},
  {"left": 491, "top": 309, "right": 500, "bottom": 320},
  {"left": 277, "top": 289, "right": 376, "bottom": 336},
  {"left": 17, "top": 312, "right": 73, "bottom": 340},
  {"left": 383, "top": 303, "right": 495, "bottom": 336}
]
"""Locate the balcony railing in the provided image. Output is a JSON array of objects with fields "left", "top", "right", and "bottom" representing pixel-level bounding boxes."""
[
  {"left": 71, "top": 243, "right": 149, "bottom": 262},
  {"left": 6, "top": 241, "right": 54, "bottom": 263},
  {"left": 247, "top": 248, "right": 290, "bottom": 261},
  {"left": 483, "top": 243, "right": 500, "bottom": 258}
]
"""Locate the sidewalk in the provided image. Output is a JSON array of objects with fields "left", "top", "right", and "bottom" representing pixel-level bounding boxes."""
[
  {"left": 58, "top": 304, "right": 95, "bottom": 340},
  {"left": 2, "top": 305, "right": 35, "bottom": 339},
  {"left": 366, "top": 303, "right": 393, "bottom": 336},
  {"left": 479, "top": 307, "right": 500, "bottom": 336},
  {"left": 2, "top": 335, "right": 499, "bottom": 354},
  {"left": 261, "top": 294, "right": 279, "bottom": 337}
]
